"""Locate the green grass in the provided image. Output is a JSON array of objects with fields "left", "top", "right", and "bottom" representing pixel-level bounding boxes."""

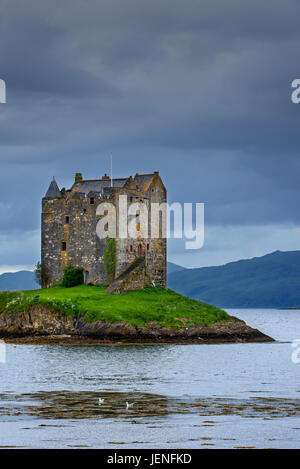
[{"left": 0, "top": 285, "right": 230, "bottom": 328}]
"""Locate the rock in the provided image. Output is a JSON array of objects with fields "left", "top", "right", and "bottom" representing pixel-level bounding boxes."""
[{"left": 0, "top": 305, "right": 274, "bottom": 344}]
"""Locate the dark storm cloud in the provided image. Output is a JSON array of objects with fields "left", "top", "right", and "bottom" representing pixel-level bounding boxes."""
[{"left": 1, "top": 0, "right": 300, "bottom": 267}]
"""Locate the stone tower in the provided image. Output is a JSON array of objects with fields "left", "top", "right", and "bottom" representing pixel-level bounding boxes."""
[{"left": 41, "top": 172, "right": 167, "bottom": 290}]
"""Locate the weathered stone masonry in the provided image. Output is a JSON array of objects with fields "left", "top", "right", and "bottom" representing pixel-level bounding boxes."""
[{"left": 41, "top": 172, "right": 167, "bottom": 289}]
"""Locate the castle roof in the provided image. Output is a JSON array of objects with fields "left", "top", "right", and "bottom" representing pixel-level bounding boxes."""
[
  {"left": 44, "top": 177, "right": 61, "bottom": 198},
  {"left": 43, "top": 173, "right": 162, "bottom": 201},
  {"left": 72, "top": 178, "right": 127, "bottom": 195},
  {"left": 71, "top": 173, "right": 156, "bottom": 197},
  {"left": 134, "top": 174, "right": 155, "bottom": 191}
]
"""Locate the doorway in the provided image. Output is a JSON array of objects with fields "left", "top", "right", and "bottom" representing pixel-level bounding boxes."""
[{"left": 84, "top": 270, "right": 90, "bottom": 284}]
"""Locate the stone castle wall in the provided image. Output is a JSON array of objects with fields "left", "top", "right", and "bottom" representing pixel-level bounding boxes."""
[{"left": 41, "top": 173, "right": 167, "bottom": 289}]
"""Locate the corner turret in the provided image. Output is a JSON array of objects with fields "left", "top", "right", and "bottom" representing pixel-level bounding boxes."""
[{"left": 44, "top": 177, "right": 61, "bottom": 199}]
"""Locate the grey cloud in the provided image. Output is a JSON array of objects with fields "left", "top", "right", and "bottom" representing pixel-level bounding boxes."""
[{"left": 1, "top": 0, "right": 300, "bottom": 268}]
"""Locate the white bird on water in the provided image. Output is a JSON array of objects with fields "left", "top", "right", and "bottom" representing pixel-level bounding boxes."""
[
  {"left": 126, "top": 402, "right": 133, "bottom": 409},
  {"left": 98, "top": 398, "right": 105, "bottom": 405}
]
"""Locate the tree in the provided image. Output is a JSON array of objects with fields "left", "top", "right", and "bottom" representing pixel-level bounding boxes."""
[
  {"left": 34, "top": 261, "right": 43, "bottom": 287},
  {"left": 35, "top": 261, "right": 51, "bottom": 288},
  {"left": 104, "top": 237, "right": 117, "bottom": 285}
]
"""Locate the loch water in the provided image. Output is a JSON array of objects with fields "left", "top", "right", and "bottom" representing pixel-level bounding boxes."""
[{"left": 0, "top": 309, "right": 300, "bottom": 449}]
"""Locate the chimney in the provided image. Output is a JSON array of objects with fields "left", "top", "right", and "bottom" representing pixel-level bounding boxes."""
[{"left": 75, "top": 173, "right": 83, "bottom": 183}]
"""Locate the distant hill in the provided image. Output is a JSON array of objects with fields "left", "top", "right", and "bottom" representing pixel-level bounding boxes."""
[
  {"left": 4, "top": 253, "right": 300, "bottom": 307},
  {"left": 0, "top": 262, "right": 184, "bottom": 292},
  {"left": 167, "top": 262, "right": 187, "bottom": 274},
  {"left": 167, "top": 250, "right": 300, "bottom": 308},
  {"left": 0, "top": 271, "right": 39, "bottom": 291}
]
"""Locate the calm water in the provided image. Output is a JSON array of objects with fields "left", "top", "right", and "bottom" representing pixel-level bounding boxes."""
[{"left": 0, "top": 309, "right": 300, "bottom": 448}]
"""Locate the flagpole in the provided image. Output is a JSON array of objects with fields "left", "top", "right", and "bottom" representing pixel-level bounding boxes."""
[{"left": 110, "top": 153, "right": 113, "bottom": 187}]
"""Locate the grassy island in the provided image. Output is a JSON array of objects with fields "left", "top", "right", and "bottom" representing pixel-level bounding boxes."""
[{"left": 0, "top": 285, "right": 230, "bottom": 328}]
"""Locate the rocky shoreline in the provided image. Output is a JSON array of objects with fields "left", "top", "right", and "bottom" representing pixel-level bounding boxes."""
[{"left": 0, "top": 304, "right": 274, "bottom": 345}]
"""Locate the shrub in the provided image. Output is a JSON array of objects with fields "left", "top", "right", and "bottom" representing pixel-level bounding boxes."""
[
  {"left": 61, "top": 265, "right": 84, "bottom": 288},
  {"left": 104, "top": 237, "right": 117, "bottom": 285}
]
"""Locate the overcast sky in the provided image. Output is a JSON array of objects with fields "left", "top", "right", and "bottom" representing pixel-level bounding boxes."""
[{"left": 1, "top": 0, "right": 300, "bottom": 272}]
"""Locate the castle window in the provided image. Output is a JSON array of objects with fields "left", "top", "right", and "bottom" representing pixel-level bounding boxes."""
[
  {"left": 130, "top": 197, "right": 133, "bottom": 202},
  {"left": 90, "top": 197, "right": 95, "bottom": 205},
  {"left": 65, "top": 216, "right": 69, "bottom": 224},
  {"left": 62, "top": 242, "right": 67, "bottom": 251},
  {"left": 147, "top": 243, "right": 150, "bottom": 251},
  {"left": 104, "top": 223, "right": 108, "bottom": 232},
  {"left": 130, "top": 245, "right": 133, "bottom": 253}
]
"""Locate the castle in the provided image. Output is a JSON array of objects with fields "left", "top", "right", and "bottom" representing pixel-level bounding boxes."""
[{"left": 41, "top": 172, "right": 167, "bottom": 291}]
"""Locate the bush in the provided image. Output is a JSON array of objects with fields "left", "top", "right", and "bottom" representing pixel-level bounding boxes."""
[
  {"left": 104, "top": 237, "right": 117, "bottom": 285},
  {"left": 61, "top": 265, "right": 84, "bottom": 288}
]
